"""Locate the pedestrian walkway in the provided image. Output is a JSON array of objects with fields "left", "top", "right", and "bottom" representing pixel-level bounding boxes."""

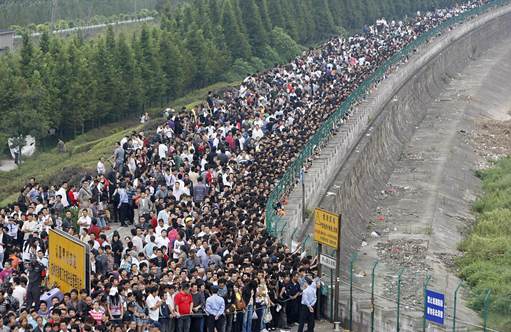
[{"left": 283, "top": 320, "right": 339, "bottom": 332}]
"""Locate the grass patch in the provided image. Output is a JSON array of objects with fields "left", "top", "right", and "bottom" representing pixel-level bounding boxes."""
[{"left": 457, "top": 157, "right": 511, "bottom": 331}]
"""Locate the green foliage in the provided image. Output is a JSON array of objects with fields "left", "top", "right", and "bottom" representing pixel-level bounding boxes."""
[
  {"left": 0, "top": 0, "right": 460, "bottom": 152},
  {"left": 0, "top": 53, "right": 50, "bottom": 145},
  {"left": 269, "top": 27, "right": 304, "bottom": 63},
  {"left": 0, "top": 0, "right": 160, "bottom": 29},
  {"left": 458, "top": 157, "right": 511, "bottom": 330}
]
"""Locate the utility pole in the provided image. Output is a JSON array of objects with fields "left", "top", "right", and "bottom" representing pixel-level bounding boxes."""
[
  {"left": 50, "top": 0, "right": 58, "bottom": 31},
  {"left": 15, "top": 108, "right": 23, "bottom": 166}
]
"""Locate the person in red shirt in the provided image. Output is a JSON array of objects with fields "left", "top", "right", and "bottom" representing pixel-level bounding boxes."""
[
  {"left": 174, "top": 283, "right": 193, "bottom": 332},
  {"left": 225, "top": 132, "right": 235, "bottom": 151},
  {"left": 150, "top": 211, "right": 158, "bottom": 230},
  {"left": 88, "top": 219, "right": 101, "bottom": 238},
  {"left": 67, "top": 186, "right": 77, "bottom": 206}
]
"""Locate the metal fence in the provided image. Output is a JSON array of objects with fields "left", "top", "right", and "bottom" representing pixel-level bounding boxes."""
[
  {"left": 264, "top": 0, "right": 510, "bottom": 237},
  {"left": 315, "top": 254, "right": 504, "bottom": 332}
]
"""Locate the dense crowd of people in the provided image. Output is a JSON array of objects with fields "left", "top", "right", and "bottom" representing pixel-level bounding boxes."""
[{"left": 0, "top": 1, "right": 490, "bottom": 331}]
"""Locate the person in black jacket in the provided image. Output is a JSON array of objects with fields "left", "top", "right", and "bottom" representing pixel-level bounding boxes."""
[
  {"left": 241, "top": 280, "right": 257, "bottom": 332},
  {"left": 25, "top": 257, "right": 44, "bottom": 310},
  {"left": 95, "top": 247, "right": 108, "bottom": 276},
  {"left": 286, "top": 273, "right": 302, "bottom": 326},
  {"left": 0, "top": 226, "right": 13, "bottom": 265},
  {"left": 111, "top": 231, "right": 124, "bottom": 268}
]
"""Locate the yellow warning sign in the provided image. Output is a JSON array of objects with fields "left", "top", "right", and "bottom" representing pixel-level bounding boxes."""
[
  {"left": 313, "top": 208, "right": 340, "bottom": 249},
  {"left": 48, "top": 229, "right": 90, "bottom": 293}
]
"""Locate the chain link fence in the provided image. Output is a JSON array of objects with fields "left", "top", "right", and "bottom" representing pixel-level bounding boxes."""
[{"left": 311, "top": 253, "right": 505, "bottom": 332}]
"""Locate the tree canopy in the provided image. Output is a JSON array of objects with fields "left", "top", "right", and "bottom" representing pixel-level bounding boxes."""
[{"left": 0, "top": 0, "right": 456, "bottom": 150}]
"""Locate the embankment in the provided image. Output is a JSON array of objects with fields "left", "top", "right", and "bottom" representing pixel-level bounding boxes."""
[{"left": 282, "top": 2, "right": 511, "bottom": 331}]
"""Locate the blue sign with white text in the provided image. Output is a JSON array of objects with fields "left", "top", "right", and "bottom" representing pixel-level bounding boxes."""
[{"left": 425, "top": 290, "right": 445, "bottom": 325}]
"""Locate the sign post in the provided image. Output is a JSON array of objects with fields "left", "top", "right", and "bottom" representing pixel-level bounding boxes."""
[
  {"left": 425, "top": 289, "right": 445, "bottom": 326},
  {"left": 317, "top": 242, "right": 322, "bottom": 319},
  {"left": 320, "top": 254, "right": 337, "bottom": 270},
  {"left": 48, "top": 229, "right": 91, "bottom": 294},
  {"left": 334, "top": 215, "right": 342, "bottom": 324},
  {"left": 319, "top": 253, "right": 337, "bottom": 320},
  {"left": 301, "top": 169, "right": 305, "bottom": 224},
  {"left": 314, "top": 208, "right": 341, "bottom": 324}
]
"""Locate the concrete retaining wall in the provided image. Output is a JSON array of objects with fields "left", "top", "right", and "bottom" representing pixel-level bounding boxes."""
[
  {"left": 284, "top": 4, "right": 511, "bottom": 254},
  {"left": 280, "top": 3, "right": 511, "bottom": 331}
]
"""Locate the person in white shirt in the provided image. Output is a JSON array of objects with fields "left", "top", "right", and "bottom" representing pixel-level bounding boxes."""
[
  {"left": 36, "top": 250, "right": 48, "bottom": 268},
  {"left": 41, "top": 208, "right": 53, "bottom": 232},
  {"left": 164, "top": 286, "right": 177, "bottom": 326},
  {"left": 97, "top": 157, "right": 106, "bottom": 175},
  {"left": 163, "top": 125, "right": 174, "bottom": 139},
  {"left": 21, "top": 214, "right": 39, "bottom": 235},
  {"left": 158, "top": 142, "right": 169, "bottom": 160},
  {"left": 155, "top": 219, "right": 168, "bottom": 236},
  {"left": 88, "top": 234, "right": 101, "bottom": 251},
  {"left": 164, "top": 171, "right": 176, "bottom": 188},
  {"left": 172, "top": 233, "right": 185, "bottom": 260},
  {"left": 55, "top": 182, "right": 69, "bottom": 208},
  {"left": 252, "top": 124, "right": 264, "bottom": 140},
  {"left": 132, "top": 229, "right": 144, "bottom": 253},
  {"left": 146, "top": 287, "right": 162, "bottom": 324},
  {"left": 156, "top": 230, "right": 169, "bottom": 249},
  {"left": 34, "top": 201, "right": 44, "bottom": 215},
  {"left": 157, "top": 207, "right": 170, "bottom": 226},
  {"left": 12, "top": 278, "right": 27, "bottom": 306},
  {"left": 77, "top": 209, "right": 92, "bottom": 233},
  {"left": 173, "top": 182, "right": 185, "bottom": 201}
]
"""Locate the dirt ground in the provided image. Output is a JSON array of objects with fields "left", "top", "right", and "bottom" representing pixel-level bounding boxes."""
[{"left": 466, "top": 117, "right": 511, "bottom": 169}]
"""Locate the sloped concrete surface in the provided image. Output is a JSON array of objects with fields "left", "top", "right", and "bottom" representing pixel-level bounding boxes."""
[
  {"left": 281, "top": 3, "right": 511, "bottom": 332},
  {"left": 351, "top": 38, "right": 511, "bottom": 332}
]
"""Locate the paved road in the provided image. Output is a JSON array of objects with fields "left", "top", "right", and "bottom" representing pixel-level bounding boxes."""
[
  {"left": 13, "top": 17, "right": 155, "bottom": 39},
  {"left": 272, "top": 320, "right": 337, "bottom": 332}
]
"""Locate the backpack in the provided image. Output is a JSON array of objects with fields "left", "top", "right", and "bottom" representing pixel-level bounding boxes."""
[{"left": 160, "top": 303, "right": 171, "bottom": 319}]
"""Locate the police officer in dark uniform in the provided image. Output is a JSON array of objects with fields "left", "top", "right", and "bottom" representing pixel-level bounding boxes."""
[{"left": 26, "top": 256, "right": 44, "bottom": 310}]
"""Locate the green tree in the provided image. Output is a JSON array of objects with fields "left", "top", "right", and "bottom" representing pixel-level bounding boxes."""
[
  {"left": 39, "top": 31, "right": 50, "bottom": 54},
  {"left": 137, "top": 25, "right": 166, "bottom": 108},
  {"left": 256, "top": 0, "right": 273, "bottom": 32},
  {"left": 159, "top": 31, "right": 185, "bottom": 100},
  {"left": 26, "top": 70, "right": 52, "bottom": 129},
  {"left": 312, "top": 0, "right": 336, "bottom": 40},
  {"left": 94, "top": 37, "right": 119, "bottom": 123},
  {"left": 221, "top": 0, "right": 251, "bottom": 60},
  {"left": 0, "top": 60, "right": 50, "bottom": 147},
  {"left": 20, "top": 33, "right": 34, "bottom": 79},
  {"left": 116, "top": 33, "right": 141, "bottom": 115},
  {"left": 184, "top": 26, "right": 228, "bottom": 87},
  {"left": 270, "top": 27, "right": 303, "bottom": 62},
  {"left": 238, "top": 0, "right": 268, "bottom": 57}
]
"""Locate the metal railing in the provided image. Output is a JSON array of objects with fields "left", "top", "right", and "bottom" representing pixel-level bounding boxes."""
[
  {"left": 319, "top": 257, "right": 500, "bottom": 331},
  {"left": 265, "top": 0, "right": 510, "bottom": 236}
]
